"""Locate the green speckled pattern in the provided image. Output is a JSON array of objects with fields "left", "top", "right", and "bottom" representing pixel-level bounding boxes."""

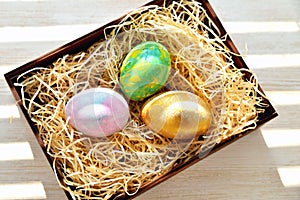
[{"left": 120, "top": 41, "right": 171, "bottom": 101}]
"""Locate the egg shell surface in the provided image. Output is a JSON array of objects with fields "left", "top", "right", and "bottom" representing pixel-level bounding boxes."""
[
  {"left": 120, "top": 41, "right": 171, "bottom": 101},
  {"left": 141, "top": 91, "right": 212, "bottom": 139},
  {"left": 65, "top": 88, "right": 130, "bottom": 137}
]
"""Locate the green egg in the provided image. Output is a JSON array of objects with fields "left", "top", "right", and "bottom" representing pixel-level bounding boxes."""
[{"left": 120, "top": 41, "right": 171, "bottom": 101}]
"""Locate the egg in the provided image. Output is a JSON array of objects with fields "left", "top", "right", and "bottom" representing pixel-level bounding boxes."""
[
  {"left": 119, "top": 41, "right": 171, "bottom": 101},
  {"left": 141, "top": 91, "right": 212, "bottom": 139},
  {"left": 65, "top": 88, "right": 130, "bottom": 137}
]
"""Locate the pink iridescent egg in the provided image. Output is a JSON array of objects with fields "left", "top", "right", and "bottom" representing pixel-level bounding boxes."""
[{"left": 65, "top": 88, "right": 130, "bottom": 137}]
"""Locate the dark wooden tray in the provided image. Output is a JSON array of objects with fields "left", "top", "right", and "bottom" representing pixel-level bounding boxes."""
[{"left": 5, "top": 0, "right": 278, "bottom": 199}]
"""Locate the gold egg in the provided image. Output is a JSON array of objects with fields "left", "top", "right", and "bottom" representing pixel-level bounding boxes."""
[{"left": 141, "top": 91, "right": 212, "bottom": 139}]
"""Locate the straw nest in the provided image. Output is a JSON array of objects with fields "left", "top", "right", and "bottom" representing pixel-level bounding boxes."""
[{"left": 16, "top": 0, "right": 266, "bottom": 199}]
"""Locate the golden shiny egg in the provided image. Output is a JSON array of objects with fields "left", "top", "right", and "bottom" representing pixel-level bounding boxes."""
[{"left": 141, "top": 91, "right": 212, "bottom": 139}]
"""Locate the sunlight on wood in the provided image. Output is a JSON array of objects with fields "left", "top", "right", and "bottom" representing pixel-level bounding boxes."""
[
  {"left": 224, "top": 21, "right": 300, "bottom": 33},
  {"left": 0, "top": 181, "right": 46, "bottom": 199},
  {"left": 261, "top": 129, "right": 300, "bottom": 148},
  {"left": 265, "top": 91, "right": 300, "bottom": 106},
  {"left": 0, "top": 24, "right": 101, "bottom": 43},
  {"left": 0, "top": 105, "right": 20, "bottom": 119},
  {"left": 245, "top": 54, "right": 300, "bottom": 68},
  {"left": 0, "top": 65, "right": 13, "bottom": 78},
  {"left": 0, "top": 142, "right": 34, "bottom": 161},
  {"left": 277, "top": 166, "right": 300, "bottom": 188}
]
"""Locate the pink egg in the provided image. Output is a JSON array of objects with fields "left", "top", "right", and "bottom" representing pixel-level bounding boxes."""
[{"left": 65, "top": 88, "right": 130, "bottom": 137}]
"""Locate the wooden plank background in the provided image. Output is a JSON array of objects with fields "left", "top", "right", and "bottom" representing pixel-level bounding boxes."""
[{"left": 0, "top": 0, "right": 299, "bottom": 199}]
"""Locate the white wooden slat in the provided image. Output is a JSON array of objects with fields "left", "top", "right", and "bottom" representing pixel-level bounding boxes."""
[{"left": 0, "top": 0, "right": 299, "bottom": 199}]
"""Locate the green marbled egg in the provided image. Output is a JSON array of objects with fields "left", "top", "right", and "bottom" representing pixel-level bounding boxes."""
[{"left": 119, "top": 41, "right": 171, "bottom": 101}]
